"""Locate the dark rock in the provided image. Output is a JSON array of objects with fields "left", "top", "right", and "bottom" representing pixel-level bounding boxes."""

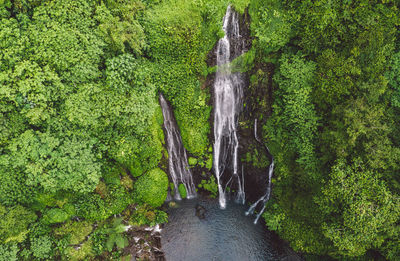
[{"left": 195, "top": 204, "right": 207, "bottom": 219}]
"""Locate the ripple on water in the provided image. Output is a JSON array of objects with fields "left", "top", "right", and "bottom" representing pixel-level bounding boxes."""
[{"left": 161, "top": 198, "right": 278, "bottom": 261}]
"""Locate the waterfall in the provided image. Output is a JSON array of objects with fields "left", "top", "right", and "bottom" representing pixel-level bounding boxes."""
[
  {"left": 213, "top": 5, "right": 246, "bottom": 209},
  {"left": 160, "top": 94, "right": 197, "bottom": 200},
  {"left": 246, "top": 119, "right": 274, "bottom": 224}
]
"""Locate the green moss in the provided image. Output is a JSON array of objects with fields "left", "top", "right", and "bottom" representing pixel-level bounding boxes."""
[
  {"left": 65, "top": 240, "right": 94, "bottom": 261},
  {"left": 134, "top": 168, "right": 168, "bottom": 207},
  {"left": 54, "top": 220, "right": 93, "bottom": 245},
  {"left": 42, "top": 208, "right": 69, "bottom": 225},
  {"left": 178, "top": 184, "right": 187, "bottom": 199},
  {"left": 188, "top": 157, "right": 197, "bottom": 166},
  {"left": 121, "top": 175, "right": 133, "bottom": 190},
  {"left": 205, "top": 156, "right": 213, "bottom": 170}
]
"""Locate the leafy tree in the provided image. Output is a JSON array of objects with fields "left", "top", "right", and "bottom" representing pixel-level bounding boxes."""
[
  {"left": 267, "top": 53, "right": 319, "bottom": 173},
  {"left": 317, "top": 159, "right": 400, "bottom": 257},
  {"left": 386, "top": 51, "right": 400, "bottom": 108},
  {"left": 95, "top": 0, "right": 145, "bottom": 54},
  {"left": 7, "top": 130, "right": 101, "bottom": 193},
  {"left": 0, "top": 243, "right": 18, "bottom": 261},
  {"left": 249, "top": 0, "right": 292, "bottom": 54},
  {"left": 27, "top": 0, "right": 104, "bottom": 85}
]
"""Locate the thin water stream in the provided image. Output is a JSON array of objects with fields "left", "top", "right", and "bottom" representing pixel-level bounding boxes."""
[{"left": 160, "top": 93, "right": 197, "bottom": 200}]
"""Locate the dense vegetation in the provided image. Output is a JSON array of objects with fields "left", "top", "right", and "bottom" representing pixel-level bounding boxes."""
[
  {"left": 253, "top": 0, "right": 400, "bottom": 260},
  {"left": 0, "top": 0, "right": 399, "bottom": 260}
]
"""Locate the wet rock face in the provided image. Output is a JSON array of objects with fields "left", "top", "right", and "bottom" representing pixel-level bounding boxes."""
[
  {"left": 206, "top": 7, "right": 252, "bottom": 68},
  {"left": 201, "top": 7, "right": 273, "bottom": 205},
  {"left": 238, "top": 62, "right": 275, "bottom": 204}
]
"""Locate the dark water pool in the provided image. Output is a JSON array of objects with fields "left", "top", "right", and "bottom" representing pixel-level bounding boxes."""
[{"left": 161, "top": 198, "right": 278, "bottom": 261}]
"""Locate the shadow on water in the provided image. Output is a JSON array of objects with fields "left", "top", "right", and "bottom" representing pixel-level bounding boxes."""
[{"left": 161, "top": 198, "right": 278, "bottom": 261}]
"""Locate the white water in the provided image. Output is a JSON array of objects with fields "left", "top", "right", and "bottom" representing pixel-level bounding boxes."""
[
  {"left": 213, "top": 5, "right": 246, "bottom": 209},
  {"left": 246, "top": 119, "right": 274, "bottom": 224},
  {"left": 160, "top": 94, "right": 197, "bottom": 199}
]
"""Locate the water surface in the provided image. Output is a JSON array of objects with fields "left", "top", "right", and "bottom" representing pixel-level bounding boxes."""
[{"left": 161, "top": 198, "right": 278, "bottom": 261}]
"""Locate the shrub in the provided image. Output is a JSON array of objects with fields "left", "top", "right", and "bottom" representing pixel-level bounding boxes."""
[
  {"left": 198, "top": 176, "right": 218, "bottom": 198},
  {"left": 129, "top": 204, "right": 168, "bottom": 227},
  {"left": 30, "top": 235, "right": 52, "bottom": 259},
  {"left": 54, "top": 221, "right": 93, "bottom": 245},
  {"left": 74, "top": 194, "right": 108, "bottom": 221},
  {"left": 0, "top": 204, "right": 37, "bottom": 243},
  {"left": 134, "top": 168, "right": 168, "bottom": 207}
]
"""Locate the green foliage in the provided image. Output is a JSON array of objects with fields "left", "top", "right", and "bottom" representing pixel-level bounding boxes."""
[
  {"left": 0, "top": 162, "right": 36, "bottom": 206},
  {"left": 129, "top": 204, "right": 168, "bottom": 226},
  {"left": 1, "top": 0, "right": 399, "bottom": 260},
  {"left": 41, "top": 208, "right": 70, "bottom": 225},
  {"left": 142, "top": 0, "right": 224, "bottom": 156},
  {"left": 316, "top": 159, "right": 400, "bottom": 257},
  {"left": 65, "top": 240, "right": 94, "bottom": 261},
  {"left": 0, "top": 204, "right": 37, "bottom": 243},
  {"left": 95, "top": 0, "right": 145, "bottom": 54},
  {"left": 205, "top": 156, "right": 213, "bottom": 170},
  {"left": 198, "top": 176, "right": 218, "bottom": 198},
  {"left": 30, "top": 235, "right": 52, "bottom": 259},
  {"left": 262, "top": 204, "right": 284, "bottom": 231},
  {"left": 188, "top": 157, "right": 197, "bottom": 166},
  {"left": 0, "top": 243, "right": 18, "bottom": 261},
  {"left": 243, "top": 146, "right": 269, "bottom": 168},
  {"left": 27, "top": 0, "right": 104, "bottom": 84},
  {"left": 104, "top": 218, "right": 128, "bottom": 251},
  {"left": 267, "top": 53, "right": 319, "bottom": 174},
  {"left": 54, "top": 220, "right": 93, "bottom": 245},
  {"left": 386, "top": 51, "right": 400, "bottom": 107},
  {"left": 257, "top": 1, "right": 400, "bottom": 259},
  {"left": 249, "top": 0, "right": 292, "bottom": 54},
  {"left": 103, "top": 54, "right": 164, "bottom": 176},
  {"left": 7, "top": 130, "right": 101, "bottom": 194},
  {"left": 134, "top": 168, "right": 168, "bottom": 207},
  {"left": 74, "top": 194, "right": 108, "bottom": 222}
]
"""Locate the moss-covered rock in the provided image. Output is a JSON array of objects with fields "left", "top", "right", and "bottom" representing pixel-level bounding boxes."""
[
  {"left": 188, "top": 157, "right": 197, "bottom": 166},
  {"left": 178, "top": 184, "right": 187, "bottom": 199}
]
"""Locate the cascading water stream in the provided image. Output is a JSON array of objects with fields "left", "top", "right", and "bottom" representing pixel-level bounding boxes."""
[
  {"left": 213, "top": 5, "right": 246, "bottom": 209},
  {"left": 160, "top": 94, "right": 197, "bottom": 200},
  {"left": 246, "top": 119, "right": 274, "bottom": 224}
]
